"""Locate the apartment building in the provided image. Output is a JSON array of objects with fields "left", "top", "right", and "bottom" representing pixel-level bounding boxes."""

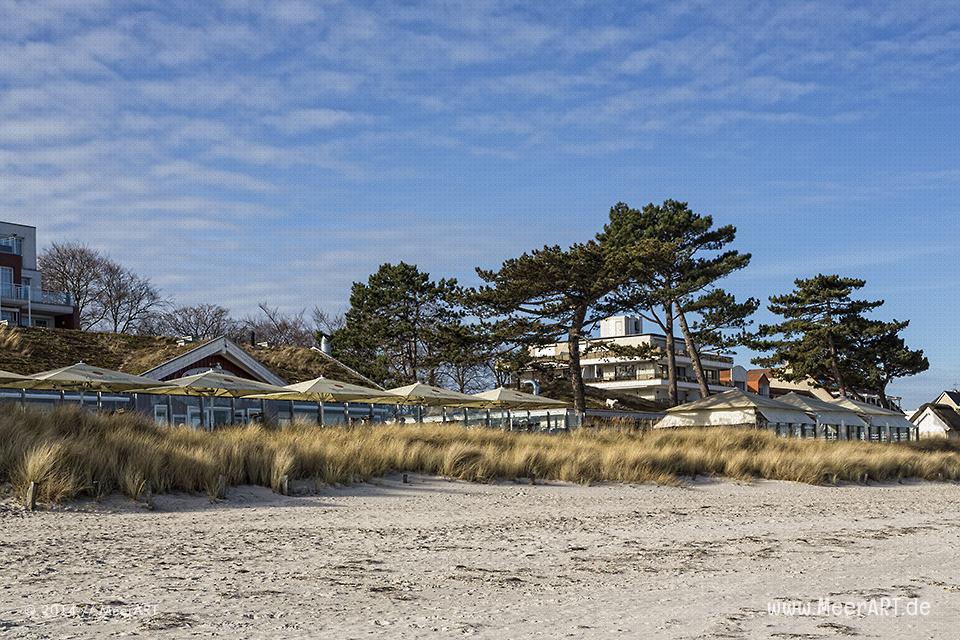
[
  {"left": 528, "top": 315, "right": 736, "bottom": 405},
  {"left": 0, "top": 221, "right": 78, "bottom": 329}
]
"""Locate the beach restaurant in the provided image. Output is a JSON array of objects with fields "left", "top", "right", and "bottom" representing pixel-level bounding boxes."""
[{"left": 0, "top": 326, "right": 570, "bottom": 428}]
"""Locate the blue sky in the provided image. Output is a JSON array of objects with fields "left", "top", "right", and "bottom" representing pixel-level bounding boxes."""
[{"left": 1, "top": 1, "right": 958, "bottom": 406}]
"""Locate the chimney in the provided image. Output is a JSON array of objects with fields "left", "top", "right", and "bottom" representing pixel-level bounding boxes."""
[{"left": 320, "top": 334, "right": 332, "bottom": 355}]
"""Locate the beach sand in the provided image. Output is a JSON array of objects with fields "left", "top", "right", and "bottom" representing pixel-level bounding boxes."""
[{"left": 1, "top": 476, "right": 959, "bottom": 639}]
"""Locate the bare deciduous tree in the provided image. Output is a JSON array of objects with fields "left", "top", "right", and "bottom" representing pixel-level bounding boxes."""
[
  {"left": 37, "top": 242, "right": 108, "bottom": 329},
  {"left": 239, "top": 302, "right": 316, "bottom": 347},
  {"left": 141, "top": 303, "right": 238, "bottom": 340},
  {"left": 312, "top": 307, "right": 344, "bottom": 337},
  {"left": 98, "top": 262, "right": 165, "bottom": 334}
]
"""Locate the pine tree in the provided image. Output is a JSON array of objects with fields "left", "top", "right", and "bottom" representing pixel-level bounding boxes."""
[
  {"left": 474, "top": 241, "right": 622, "bottom": 413},
  {"left": 332, "top": 262, "right": 462, "bottom": 387},
  {"left": 751, "top": 275, "right": 884, "bottom": 397},
  {"left": 599, "top": 201, "right": 752, "bottom": 404}
]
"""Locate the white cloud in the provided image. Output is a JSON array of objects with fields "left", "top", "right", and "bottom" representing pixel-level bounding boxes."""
[{"left": 264, "top": 108, "right": 370, "bottom": 133}]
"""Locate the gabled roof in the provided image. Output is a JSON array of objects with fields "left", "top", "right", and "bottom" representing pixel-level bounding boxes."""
[
  {"left": 666, "top": 388, "right": 800, "bottom": 412},
  {"left": 658, "top": 389, "right": 815, "bottom": 427},
  {"left": 142, "top": 336, "right": 286, "bottom": 386},
  {"left": 935, "top": 390, "right": 960, "bottom": 408},
  {"left": 912, "top": 403, "right": 960, "bottom": 432},
  {"left": 0, "top": 326, "right": 372, "bottom": 388},
  {"left": 778, "top": 392, "right": 868, "bottom": 427}
]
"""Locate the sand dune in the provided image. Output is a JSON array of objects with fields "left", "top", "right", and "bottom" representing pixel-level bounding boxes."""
[{"left": 2, "top": 477, "right": 959, "bottom": 638}]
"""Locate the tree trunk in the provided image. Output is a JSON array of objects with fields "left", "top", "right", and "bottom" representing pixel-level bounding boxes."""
[
  {"left": 826, "top": 333, "right": 847, "bottom": 397},
  {"left": 568, "top": 305, "right": 588, "bottom": 414},
  {"left": 663, "top": 303, "right": 678, "bottom": 407},
  {"left": 675, "top": 301, "right": 710, "bottom": 399}
]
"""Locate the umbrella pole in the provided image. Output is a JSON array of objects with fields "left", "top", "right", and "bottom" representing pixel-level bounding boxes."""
[
  {"left": 485, "top": 408, "right": 490, "bottom": 428},
  {"left": 20, "top": 388, "right": 26, "bottom": 410},
  {"left": 441, "top": 406, "right": 446, "bottom": 423},
  {"left": 290, "top": 400, "right": 295, "bottom": 424},
  {"left": 199, "top": 396, "right": 206, "bottom": 430},
  {"left": 79, "top": 390, "right": 85, "bottom": 409},
  {"left": 230, "top": 397, "right": 237, "bottom": 425},
  {"left": 508, "top": 410, "right": 513, "bottom": 431},
  {"left": 345, "top": 402, "right": 351, "bottom": 426},
  {"left": 416, "top": 404, "right": 423, "bottom": 424},
  {"left": 167, "top": 396, "right": 173, "bottom": 426},
  {"left": 368, "top": 403, "right": 374, "bottom": 423},
  {"left": 317, "top": 401, "right": 323, "bottom": 426},
  {"left": 59, "top": 390, "right": 65, "bottom": 405},
  {"left": 260, "top": 399, "right": 266, "bottom": 423},
  {"left": 97, "top": 391, "right": 103, "bottom": 412}
]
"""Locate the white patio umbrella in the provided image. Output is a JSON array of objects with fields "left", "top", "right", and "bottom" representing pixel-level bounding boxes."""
[
  {"left": 471, "top": 386, "right": 570, "bottom": 429},
  {"left": 376, "top": 382, "right": 489, "bottom": 423},
  {"left": 142, "top": 370, "right": 288, "bottom": 429},
  {"left": 246, "top": 377, "right": 397, "bottom": 425},
  {"left": 26, "top": 362, "right": 173, "bottom": 409}
]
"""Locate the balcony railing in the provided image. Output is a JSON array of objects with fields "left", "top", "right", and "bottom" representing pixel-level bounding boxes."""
[
  {"left": 0, "top": 236, "right": 23, "bottom": 255},
  {"left": 583, "top": 372, "right": 732, "bottom": 386},
  {"left": 0, "top": 283, "right": 73, "bottom": 306}
]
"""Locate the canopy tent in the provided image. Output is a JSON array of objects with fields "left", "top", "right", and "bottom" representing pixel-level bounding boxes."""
[
  {"left": 470, "top": 387, "right": 569, "bottom": 409},
  {"left": 828, "top": 397, "right": 915, "bottom": 430},
  {"left": 656, "top": 388, "right": 815, "bottom": 429},
  {"left": 142, "top": 370, "right": 289, "bottom": 429},
  {"left": 778, "top": 392, "right": 868, "bottom": 428}
]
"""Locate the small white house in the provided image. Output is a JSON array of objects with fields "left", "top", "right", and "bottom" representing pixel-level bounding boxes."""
[{"left": 910, "top": 403, "right": 960, "bottom": 440}]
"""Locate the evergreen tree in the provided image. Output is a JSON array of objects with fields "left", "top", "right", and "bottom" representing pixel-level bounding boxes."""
[
  {"left": 846, "top": 317, "right": 929, "bottom": 408},
  {"left": 599, "top": 201, "right": 752, "bottom": 404},
  {"left": 474, "top": 241, "right": 623, "bottom": 413},
  {"left": 751, "top": 275, "right": 884, "bottom": 397},
  {"left": 332, "top": 262, "right": 462, "bottom": 387}
]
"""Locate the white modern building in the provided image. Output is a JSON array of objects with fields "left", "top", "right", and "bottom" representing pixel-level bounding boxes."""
[{"left": 530, "top": 315, "right": 736, "bottom": 405}]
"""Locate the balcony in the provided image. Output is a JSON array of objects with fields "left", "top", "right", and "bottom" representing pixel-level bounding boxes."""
[
  {"left": 584, "top": 372, "right": 733, "bottom": 386},
  {"left": 0, "top": 236, "right": 23, "bottom": 255},
  {"left": 0, "top": 283, "right": 73, "bottom": 307}
]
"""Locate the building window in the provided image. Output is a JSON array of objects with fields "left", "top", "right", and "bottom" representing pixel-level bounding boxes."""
[
  {"left": 0, "top": 266, "right": 13, "bottom": 297},
  {"left": 1, "top": 309, "right": 17, "bottom": 325},
  {"left": 705, "top": 369, "right": 717, "bottom": 382},
  {"left": 614, "top": 364, "right": 636, "bottom": 380}
]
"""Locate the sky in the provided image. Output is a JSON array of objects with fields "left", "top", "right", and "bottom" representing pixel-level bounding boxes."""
[{"left": 1, "top": 1, "right": 958, "bottom": 406}]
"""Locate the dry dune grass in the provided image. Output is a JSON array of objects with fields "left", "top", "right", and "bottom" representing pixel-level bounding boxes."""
[{"left": 2, "top": 405, "right": 960, "bottom": 505}]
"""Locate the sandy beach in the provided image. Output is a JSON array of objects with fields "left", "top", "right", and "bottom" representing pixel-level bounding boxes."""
[{"left": 2, "top": 477, "right": 959, "bottom": 639}]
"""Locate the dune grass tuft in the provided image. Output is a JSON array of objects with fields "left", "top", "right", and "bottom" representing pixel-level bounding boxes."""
[{"left": 2, "top": 404, "right": 959, "bottom": 505}]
